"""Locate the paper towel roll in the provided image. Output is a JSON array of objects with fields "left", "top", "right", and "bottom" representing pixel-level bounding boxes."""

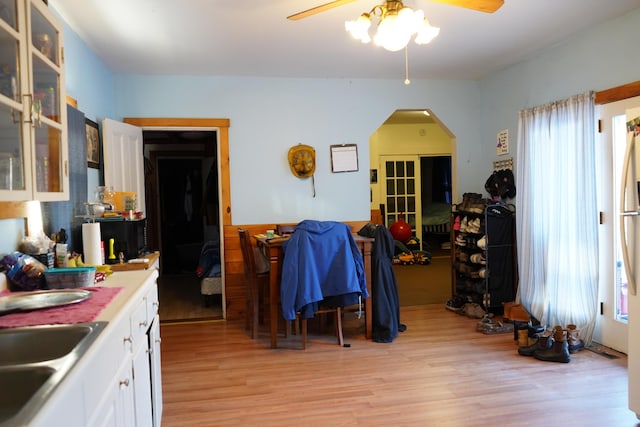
[{"left": 82, "top": 223, "right": 102, "bottom": 266}]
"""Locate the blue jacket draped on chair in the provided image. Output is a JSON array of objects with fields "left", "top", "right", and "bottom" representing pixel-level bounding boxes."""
[{"left": 280, "top": 220, "right": 369, "bottom": 321}]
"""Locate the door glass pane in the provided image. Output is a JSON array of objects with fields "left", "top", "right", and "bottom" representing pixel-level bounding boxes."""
[
  {"left": 386, "top": 179, "right": 395, "bottom": 195},
  {"left": 34, "top": 124, "right": 61, "bottom": 193},
  {"left": 32, "top": 55, "right": 59, "bottom": 122},
  {"left": 0, "top": 101, "right": 23, "bottom": 190},
  {"left": 386, "top": 197, "right": 396, "bottom": 213},
  {"left": 407, "top": 178, "right": 415, "bottom": 194},
  {"left": 407, "top": 161, "right": 414, "bottom": 177},
  {"left": 397, "top": 197, "right": 406, "bottom": 213},
  {"left": 407, "top": 196, "right": 415, "bottom": 212},
  {"left": 0, "top": 0, "right": 17, "bottom": 30},
  {"left": 385, "top": 161, "right": 394, "bottom": 177},
  {"left": 396, "top": 161, "right": 404, "bottom": 177},
  {"left": 31, "top": 4, "right": 58, "bottom": 65},
  {"left": 396, "top": 179, "right": 405, "bottom": 195},
  {"left": 407, "top": 213, "right": 416, "bottom": 229},
  {"left": 0, "top": 29, "right": 19, "bottom": 101}
]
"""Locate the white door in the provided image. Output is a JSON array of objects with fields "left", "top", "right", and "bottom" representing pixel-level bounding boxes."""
[
  {"left": 594, "top": 95, "right": 640, "bottom": 352},
  {"left": 102, "top": 118, "right": 146, "bottom": 216},
  {"left": 380, "top": 155, "right": 422, "bottom": 243}
]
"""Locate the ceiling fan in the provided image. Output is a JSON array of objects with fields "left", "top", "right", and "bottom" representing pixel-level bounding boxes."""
[{"left": 287, "top": 0, "right": 504, "bottom": 20}]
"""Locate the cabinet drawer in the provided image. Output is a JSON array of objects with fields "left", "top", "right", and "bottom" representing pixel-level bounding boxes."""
[
  {"left": 130, "top": 297, "right": 149, "bottom": 345},
  {"left": 146, "top": 285, "right": 159, "bottom": 319},
  {"left": 83, "top": 314, "right": 131, "bottom": 415}
]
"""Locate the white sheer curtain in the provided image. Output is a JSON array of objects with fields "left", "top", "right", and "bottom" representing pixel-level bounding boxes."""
[{"left": 515, "top": 91, "right": 599, "bottom": 344}]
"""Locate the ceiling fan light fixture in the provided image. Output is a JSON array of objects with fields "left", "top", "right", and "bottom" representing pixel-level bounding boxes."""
[
  {"left": 345, "top": 1, "right": 439, "bottom": 52},
  {"left": 345, "top": 13, "right": 372, "bottom": 43},
  {"left": 414, "top": 20, "right": 440, "bottom": 45}
]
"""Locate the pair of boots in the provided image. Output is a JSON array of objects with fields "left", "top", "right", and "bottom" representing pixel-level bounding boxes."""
[{"left": 517, "top": 324, "right": 585, "bottom": 363}]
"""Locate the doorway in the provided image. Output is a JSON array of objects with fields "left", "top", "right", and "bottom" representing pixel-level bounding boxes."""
[
  {"left": 370, "top": 109, "right": 456, "bottom": 305},
  {"left": 594, "top": 95, "right": 640, "bottom": 352},
  {"left": 144, "top": 130, "right": 222, "bottom": 322}
]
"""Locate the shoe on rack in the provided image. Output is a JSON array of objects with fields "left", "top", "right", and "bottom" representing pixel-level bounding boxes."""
[
  {"left": 478, "top": 268, "right": 487, "bottom": 278},
  {"left": 470, "top": 253, "right": 486, "bottom": 264},
  {"left": 453, "top": 216, "right": 461, "bottom": 231},
  {"left": 477, "top": 235, "right": 487, "bottom": 249},
  {"left": 460, "top": 216, "right": 468, "bottom": 232},
  {"left": 455, "top": 234, "right": 467, "bottom": 246},
  {"left": 467, "top": 218, "right": 481, "bottom": 233}
]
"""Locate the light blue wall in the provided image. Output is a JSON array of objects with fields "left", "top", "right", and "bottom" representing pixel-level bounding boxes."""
[
  {"left": 478, "top": 8, "right": 640, "bottom": 171},
  {"left": 114, "top": 76, "right": 481, "bottom": 224},
  {"left": 49, "top": 5, "right": 640, "bottom": 226},
  {"left": 52, "top": 7, "right": 117, "bottom": 201}
]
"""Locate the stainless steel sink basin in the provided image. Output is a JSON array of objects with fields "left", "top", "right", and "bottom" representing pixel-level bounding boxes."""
[
  {"left": 0, "top": 366, "right": 56, "bottom": 424},
  {"left": 0, "top": 321, "right": 107, "bottom": 425},
  {"left": 0, "top": 323, "right": 98, "bottom": 366}
]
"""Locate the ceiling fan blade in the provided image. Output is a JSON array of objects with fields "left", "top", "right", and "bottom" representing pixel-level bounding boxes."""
[
  {"left": 432, "top": 0, "right": 504, "bottom": 13},
  {"left": 287, "top": 0, "right": 358, "bottom": 21}
]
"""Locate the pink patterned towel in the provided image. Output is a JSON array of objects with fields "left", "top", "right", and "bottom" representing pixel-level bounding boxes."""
[{"left": 0, "top": 287, "right": 123, "bottom": 328}]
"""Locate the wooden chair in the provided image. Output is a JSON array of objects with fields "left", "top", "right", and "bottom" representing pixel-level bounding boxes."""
[
  {"left": 280, "top": 225, "right": 345, "bottom": 349},
  {"left": 298, "top": 305, "right": 344, "bottom": 350},
  {"left": 238, "top": 228, "right": 269, "bottom": 339},
  {"left": 276, "top": 224, "right": 296, "bottom": 236}
]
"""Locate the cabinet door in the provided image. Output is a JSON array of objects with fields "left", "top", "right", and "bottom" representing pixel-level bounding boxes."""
[
  {"left": 28, "top": 0, "right": 68, "bottom": 201},
  {"left": 0, "top": 0, "right": 31, "bottom": 200},
  {"left": 90, "top": 357, "right": 136, "bottom": 427},
  {"left": 149, "top": 315, "right": 163, "bottom": 427},
  {"left": 133, "top": 336, "right": 153, "bottom": 427},
  {"left": 0, "top": 0, "right": 67, "bottom": 201}
]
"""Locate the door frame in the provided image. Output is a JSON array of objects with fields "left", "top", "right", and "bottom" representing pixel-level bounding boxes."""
[{"left": 124, "top": 118, "right": 230, "bottom": 319}]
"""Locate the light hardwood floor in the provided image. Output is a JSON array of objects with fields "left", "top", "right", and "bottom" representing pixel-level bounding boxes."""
[
  {"left": 160, "top": 304, "right": 639, "bottom": 426},
  {"left": 158, "top": 273, "right": 222, "bottom": 322}
]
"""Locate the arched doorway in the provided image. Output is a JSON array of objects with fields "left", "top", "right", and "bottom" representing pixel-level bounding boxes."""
[{"left": 370, "top": 109, "right": 456, "bottom": 305}]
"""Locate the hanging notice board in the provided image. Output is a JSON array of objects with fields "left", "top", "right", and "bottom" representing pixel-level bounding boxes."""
[{"left": 330, "top": 144, "right": 358, "bottom": 173}]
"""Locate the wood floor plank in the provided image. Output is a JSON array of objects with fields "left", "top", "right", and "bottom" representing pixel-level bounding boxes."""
[{"left": 159, "top": 305, "right": 638, "bottom": 426}]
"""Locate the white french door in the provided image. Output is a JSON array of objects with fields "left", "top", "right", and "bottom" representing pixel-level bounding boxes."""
[
  {"left": 380, "top": 156, "right": 422, "bottom": 242},
  {"left": 594, "top": 95, "right": 640, "bottom": 352}
]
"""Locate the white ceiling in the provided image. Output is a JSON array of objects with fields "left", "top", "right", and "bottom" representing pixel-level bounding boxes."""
[{"left": 49, "top": 0, "right": 640, "bottom": 80}]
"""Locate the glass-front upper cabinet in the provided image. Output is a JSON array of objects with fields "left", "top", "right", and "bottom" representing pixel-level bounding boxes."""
[{"left": 0, "top": 0, "right": 67, "bottom": 201}]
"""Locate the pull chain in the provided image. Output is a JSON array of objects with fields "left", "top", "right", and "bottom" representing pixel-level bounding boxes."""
[{"left": 404, "top": 46, "right": 410, "bottom": 85}]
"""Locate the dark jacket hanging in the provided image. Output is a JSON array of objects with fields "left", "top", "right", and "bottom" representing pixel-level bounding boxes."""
[{"left": 372, "top": 225, "right": 406, "bottom": 342}]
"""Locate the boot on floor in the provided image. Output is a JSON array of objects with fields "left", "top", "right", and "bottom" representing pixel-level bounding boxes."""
[
  {"left": 534, "top": 326, "right": 570, "bottom": 363},
  {"left": 518, "top": 331, "right": 553, "bottom": 356},
  {"left": 567, "top": 324, "right": 585, "bottom": 353}
]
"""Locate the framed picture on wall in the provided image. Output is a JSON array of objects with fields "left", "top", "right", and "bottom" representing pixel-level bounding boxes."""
[{"left": 86, "top": 118, "right": 100, "bottom": 168}]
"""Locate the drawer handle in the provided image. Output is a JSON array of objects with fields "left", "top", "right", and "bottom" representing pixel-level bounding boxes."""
[
  {"left": 139, "top": 320, "right": 148, "bottom": 328},
  {"left": 155, "top": 337, "right": 162, "bottom": 344},
  {"left": 146, "top": 348, "right": 153, "bottom": 354},
  {"left": 123, "top": 335, "right": 132, "bottom": 344},
  {"left": 119, "top": 378, "right": 130, "bottom": 389},
  {"left": 153, "top": 301, "right": 159, "bottom": 308}
]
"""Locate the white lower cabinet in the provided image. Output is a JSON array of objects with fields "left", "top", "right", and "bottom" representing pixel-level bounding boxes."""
[{"left": 31, "top": 270, "right": 162, "bottom": 427}]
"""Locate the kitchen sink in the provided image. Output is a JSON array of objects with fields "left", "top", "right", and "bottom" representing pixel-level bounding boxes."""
[
  {"left": 0, "top": 321, "right": 107, "bottom": 425},
  {"left": 0, "top": 323, "right": 100, "bottom": 366}
]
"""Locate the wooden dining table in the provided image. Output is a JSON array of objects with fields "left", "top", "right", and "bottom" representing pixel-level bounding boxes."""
[{"left": 254, "top": 234, "right": 374, "bottom": 348}]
